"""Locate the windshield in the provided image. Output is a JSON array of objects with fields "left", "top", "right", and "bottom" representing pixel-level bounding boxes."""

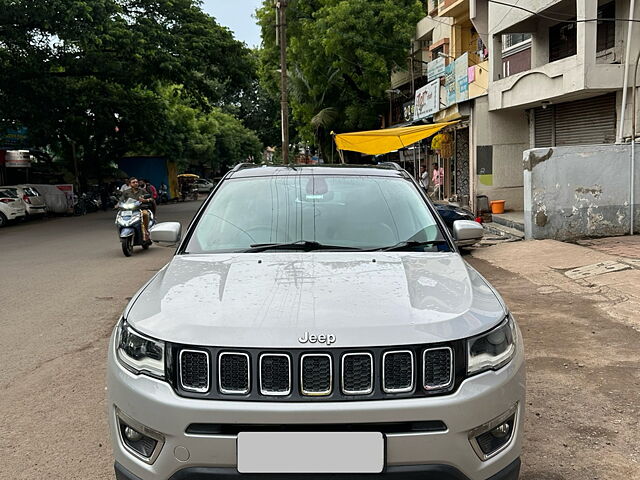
[{"left": 185, "top": 174, "right": 448, "bottom": 254}]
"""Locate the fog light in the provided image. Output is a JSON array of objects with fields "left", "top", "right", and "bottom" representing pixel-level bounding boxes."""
[
  {"left": 469, "top": 404, "right": 518, "bottom": 461},
  {"left": 115, "top": 407, "right": 165, "bottom": 464},
  {"left": 491, "top": 422, "right": 511, "bottom": 438},
  {"left": 124, "top": 426, "right": 143, "bottom": 442}
]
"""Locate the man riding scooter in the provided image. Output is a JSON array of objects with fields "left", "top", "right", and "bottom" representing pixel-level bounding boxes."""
[{"left": 120, "top": 177, "right": 152, "bottom": 242}]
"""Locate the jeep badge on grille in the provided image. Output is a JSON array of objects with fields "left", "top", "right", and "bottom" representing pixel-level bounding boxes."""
[{"left": 298, "top": 332, "right": 336, "bottom": 345}]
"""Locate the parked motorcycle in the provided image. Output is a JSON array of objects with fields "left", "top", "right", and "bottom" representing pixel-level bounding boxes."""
[{"left": 115, "top": 198, "right": 156, "bottom": 257}]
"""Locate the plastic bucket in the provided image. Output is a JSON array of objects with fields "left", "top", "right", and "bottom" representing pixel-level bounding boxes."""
[{"left": 490, "top": 200, "right": 505, "bottom": 214}]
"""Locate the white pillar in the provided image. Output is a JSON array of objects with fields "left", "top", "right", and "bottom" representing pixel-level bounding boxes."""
[{"left": 577, "top": 0, "right": 598, "bottom": 66}]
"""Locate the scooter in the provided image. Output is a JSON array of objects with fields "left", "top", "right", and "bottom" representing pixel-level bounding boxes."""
[
  {"left": 115, "top": 198, "right": 156, "bottom": 257},
  {"left": 158, "top": 185, "right": 169, "bottom": 204}
]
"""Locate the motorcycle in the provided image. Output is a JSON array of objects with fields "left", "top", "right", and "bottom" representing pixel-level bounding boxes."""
[
  {"left": 158, "top": 185, "right": 169, "bottom": 204},
  {"left": 115, "top": 198, "right": 156, "bottom": 257}
]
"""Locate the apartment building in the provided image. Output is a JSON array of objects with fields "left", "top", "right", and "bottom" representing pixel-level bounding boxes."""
[
  {"left": 389, "top": 0, "right": 489, "bottom": 209},
  {"left": 471, "top": 0, "right": 640, "bottom": 239}
]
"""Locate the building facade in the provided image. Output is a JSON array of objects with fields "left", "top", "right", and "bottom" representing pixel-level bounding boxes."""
[
  {"left": 471, "top": 0, "right": 640, "bottom": 239},
  {"left": 389, "top": 0, "right": 489, "bottom": 210}
]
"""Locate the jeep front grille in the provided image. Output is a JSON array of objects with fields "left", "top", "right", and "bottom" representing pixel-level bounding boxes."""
[
  {"left": 179, "top": 349, "right": 210, "bottom": 393},
  {"left": 300, "top": 353, "right": 332, "bottom": 395},
  {"left": 342, "top": 353, "right": 373, "bottom": 394},
  {"left": 218, "top": 352, "right": 250, "bottom": 394},
  {"left": 382, "top": 350, "right": 414, "bottom": 393},
  {"left": 423, "top": 347, "right": 454, "bottom": 390},
  {"left": 174, "top": 343, "right": 459, "bottom": 401},
  {"left": 260, "top": 354, "right": 291, "bottom": 396}
]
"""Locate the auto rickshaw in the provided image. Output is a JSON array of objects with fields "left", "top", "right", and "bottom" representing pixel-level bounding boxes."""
[{"left": 177, "top": 174, "right": 200, "bottom": 202}]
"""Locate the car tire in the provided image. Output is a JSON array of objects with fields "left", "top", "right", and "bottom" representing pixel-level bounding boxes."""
[
  {"left": 121, "top": 237, "right": 134, "bottom": 257},
  {"left": 0, "top": 212, "right": 6, "bottom": 227}
]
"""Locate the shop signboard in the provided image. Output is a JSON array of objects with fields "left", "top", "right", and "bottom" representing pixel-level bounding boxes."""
[
  {"left": 413, "top": 80, "right": 440, "bottom": 120},
  {"left": 5, "top": 150, "right": 31, "bottom": 168},
  {"left": 427, "top": 57, "right": 446, "bottom": 82},
  {"left": 445, "top": 63, "right": 456, "bottom": 106},
  {"left": 455, "top": 52, "right": 469, "bottom": 103},
  {"left": 0, "top": 127, "right": 29, "bottom": 148}
]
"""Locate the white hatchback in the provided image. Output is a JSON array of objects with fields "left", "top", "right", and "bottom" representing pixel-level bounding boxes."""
[
  {"left": 0, "top": 188, "right": 27, "bottom": 226},
  {"left": 4, "top": 185, "right": 47, "bottom": 216}
]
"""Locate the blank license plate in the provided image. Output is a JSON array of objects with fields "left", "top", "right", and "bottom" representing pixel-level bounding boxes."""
[{"left": 237, "top": 431, "right": 384, "bottom": 474}]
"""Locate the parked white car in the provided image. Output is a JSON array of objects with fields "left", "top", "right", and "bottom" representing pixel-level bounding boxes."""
[
  {"left": 194, "top": 178, "right": 215, "bottom": 193},
  {"left": 0, "top": 188, "right": 27, "bottom": 226},
  {"left": 4, "top": 185, "right": 47, "bottom": 216}
]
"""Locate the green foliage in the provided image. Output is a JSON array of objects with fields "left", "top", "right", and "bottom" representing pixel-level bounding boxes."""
[
  {"left": 149, "top": 86, "right": 263, "bottom": 172},
  {"left": 0, "top": 0, "right": 262, "bottom": 185},
  {"left": 256, "top": 0, "right": 424, "bottom": 156}
]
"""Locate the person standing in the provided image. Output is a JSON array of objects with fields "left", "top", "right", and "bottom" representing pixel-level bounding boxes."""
[
  {"left": 419, "top": 165, "right": 430, "bottom": 194},
  {"left": 431, "top": 162, "right": 444, "bottom": 200}
]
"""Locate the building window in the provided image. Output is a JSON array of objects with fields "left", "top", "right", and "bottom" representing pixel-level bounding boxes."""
[
  {"left": 597, "top": 1, "right": 616, "bottom": 52},
  {"left": 502, "top": 33, "right": 531, "bottom": 51},
  {"left": 549, "top": 21, "right": 577, "bottom": 62}
]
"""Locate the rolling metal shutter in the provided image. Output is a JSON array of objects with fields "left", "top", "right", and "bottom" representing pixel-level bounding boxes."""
[
  {"left": 534, "top": 107, "right": 554, "bottom": 147},
  {"left": 555, "top": 93, "right": 616, "bottom": 146}
]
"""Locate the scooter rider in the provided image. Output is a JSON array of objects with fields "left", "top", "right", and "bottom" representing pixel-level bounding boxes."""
[{"left": 120, "top": 177, "right": 152, "bottom": 241}]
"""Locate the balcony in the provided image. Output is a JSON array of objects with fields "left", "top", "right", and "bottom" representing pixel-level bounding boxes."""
[
  {"left": 438, "top": 0, "right": 469, "bottom": 19},
  {"left": 488, "top": 55, "right": 624, "bottom": 111}
]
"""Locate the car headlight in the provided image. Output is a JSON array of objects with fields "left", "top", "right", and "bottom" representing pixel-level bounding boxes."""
[
  {"left": 116, "top": 320, "right": 165, "bottom": 379},
  {"left": 467, "top": 315, "right": 516, "bottom": 375}
]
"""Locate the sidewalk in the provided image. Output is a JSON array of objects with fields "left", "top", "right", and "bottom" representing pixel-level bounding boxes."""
[
  {"left": 467, "top": 236, "right": 640, "bottom": 480},
  {"left": 472, "top": 236, "right": 640, "bottom": 332}
]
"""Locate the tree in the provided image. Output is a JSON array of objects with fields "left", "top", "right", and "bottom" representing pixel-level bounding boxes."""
[
  {"left": 0, "top": 0, "right": 258, "bottom": 186},
  {"left": 256, "top": 0, "right": 424, "bottom": 157},
  {"left": 142, "top": 86, "right": 263, "bottom": 173}
]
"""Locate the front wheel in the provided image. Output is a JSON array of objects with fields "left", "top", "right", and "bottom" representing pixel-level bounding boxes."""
[
  {"left": 121, "top": 237, "right": 133, "bottom": 257},
  {"left": 0, "top": 212, "right": 7, "bottom": 227}
]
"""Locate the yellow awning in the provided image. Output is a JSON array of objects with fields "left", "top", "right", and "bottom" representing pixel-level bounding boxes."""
[{"left": 334, "top": 122, "right": 458, "bottom": 156}]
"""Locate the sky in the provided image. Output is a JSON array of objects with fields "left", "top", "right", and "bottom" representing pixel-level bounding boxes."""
[{"left": 200, "top": 0, "right": 263, "bottom": 48}]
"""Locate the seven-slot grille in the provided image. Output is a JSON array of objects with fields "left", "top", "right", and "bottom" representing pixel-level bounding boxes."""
[
  {"left": 260, "top": 354, "right": 291, "bottom": 395},
  {"left": 179, "top": 350, "right": 210, "bottom": 392},
  {"left": 218, "top": 352, "right": 250, "bottom": 394},
  {"left": 176, "top": 345, "right": 456, "bottom": 400},
  {"left": 423, "top": 347, "right": 454, "bottom": 390}
]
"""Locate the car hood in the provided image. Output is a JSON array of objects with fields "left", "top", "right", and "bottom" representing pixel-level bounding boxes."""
[{"left": 125, "top": 253, "right": 506, "bottom": 348}]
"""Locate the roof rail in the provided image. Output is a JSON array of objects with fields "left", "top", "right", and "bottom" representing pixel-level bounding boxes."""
[
  {"left": 230, "top": 163, "right": 257, "bottom": 172},
  {"left": 377, "top": 162, "right": 402, "bottom": 170}
]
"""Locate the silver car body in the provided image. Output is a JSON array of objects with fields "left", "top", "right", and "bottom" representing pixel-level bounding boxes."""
[{"left": 108, "top": 165, "right": 525, "bottom": 480}]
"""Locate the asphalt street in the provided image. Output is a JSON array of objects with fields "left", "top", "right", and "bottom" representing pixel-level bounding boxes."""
[{"left": 0, "top": 200, "right": 203, "bottom": 479}]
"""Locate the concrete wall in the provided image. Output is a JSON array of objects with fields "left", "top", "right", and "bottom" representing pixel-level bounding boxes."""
[
  {"left": 473, "top": 96, "right": 530, "bottom": 210},
  {"left": 523, "top": 144, "right": 640, "bottom": 240}
]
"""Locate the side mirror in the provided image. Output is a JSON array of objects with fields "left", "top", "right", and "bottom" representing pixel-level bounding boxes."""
[
  {"left": 150, "top": 222, "right": 182, "bottom": 245},
  {"left": 453, "top": 220, "right": 484, "bottom": 246}
]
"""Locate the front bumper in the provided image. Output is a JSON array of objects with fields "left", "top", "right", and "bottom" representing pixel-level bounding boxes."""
[
  {"left": 115, "top": 458, "right": 521, "bottom": 480},
  {"left": 108, "top": 329, "right": 525, "bottom": 480}
]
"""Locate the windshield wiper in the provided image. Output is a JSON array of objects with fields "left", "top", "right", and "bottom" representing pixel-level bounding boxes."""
[
  {"left": 377, "top": 240, "right": 450, "bottom": 252},
  {"left": 245, "top": 240, "right": 368, "bottom": 253}
]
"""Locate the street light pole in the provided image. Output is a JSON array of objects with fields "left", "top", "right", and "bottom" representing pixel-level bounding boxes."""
[{"left": 276, "top": 0, "right": 289, "bottom": 164}]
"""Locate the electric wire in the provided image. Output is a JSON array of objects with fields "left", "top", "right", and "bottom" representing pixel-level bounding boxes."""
[{"left": 488, "top": 0, "right": 640, "bottom": 23}]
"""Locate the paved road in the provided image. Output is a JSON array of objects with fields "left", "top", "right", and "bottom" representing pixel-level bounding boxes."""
[{"left": 0, "top": 201, "right": 202, "bottom": 480}]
